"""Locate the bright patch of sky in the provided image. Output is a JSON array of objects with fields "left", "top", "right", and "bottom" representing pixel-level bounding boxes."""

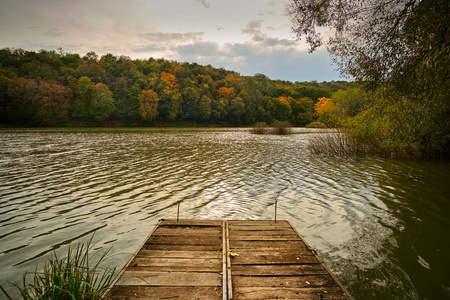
[{"left": 0, "top": 0, "right": 344, "bottom": 82}]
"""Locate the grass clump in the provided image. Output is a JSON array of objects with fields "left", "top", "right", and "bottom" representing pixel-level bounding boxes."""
[
  {"left": 250, "top": 122, "right": 269, "bottom": 134},
  {"left": 0, "top": 237, "right": 117, "bottom": 300},
  {"left": 308, "top": 130, "right": 368, "bottom": 158},
  {"left": 271, "top": 121, "right": 292, "bottom": 135}
]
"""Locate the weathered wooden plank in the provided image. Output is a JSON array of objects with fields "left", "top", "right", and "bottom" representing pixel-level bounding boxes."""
[
  {"left": 230, "top": 240, "right": 308, "bottom": 250},
  {"left": 116, "top": 271, "right": 222, "bottom": 287},
  {"left": 229, "top": 225, "right": 292, "bottom": 231},
  {"left": 233, "top": 287, "right": 348, "bottom": 300},
  {"left": 232, "top": 264, "right": 328, "bottom": 276},
  {"left": 229, "top": 235, "right": 301, "bottom": 241},
  {"left": 228, "top": 247, "right": 312, "bottom": 257},
  {"left": 107, "top": 286, "right": 222, "bottom": 299},
  {"left": 229, "top": 220, "right": 290, "bottom": 226},
  {"left": 233, "top": 275, "right": 337, "bottom": 288},
  {"left": 130, "top": 257, "right": 222, "bottom": 268},
  {"left": 136, "top": 249, "right": 221, "bottom": 259},
  {"left": 143, "top": 244, "right": 222, "bottom": 251},
  {"left": 160, "top": 219, "right": 223, "bottom": 226},
  {"left": 153, "top": 226, "right": 222, "bottom": 236},
  {"left": 126, "top": 265, "right": 220, "bottom": 272},
  {"left": 146, "top": 235, "right": 222, "bottom": 245},
  {"left": 230, "top": 253, "right": 318, "bottom": 265},
  {"left": 230, "top": 229, "right": 297, "bottom": 236}
]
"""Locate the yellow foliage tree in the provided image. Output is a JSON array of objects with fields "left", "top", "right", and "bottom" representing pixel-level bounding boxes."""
[
  {"left": 217, "top": 87, "right": 235, "bottom": 104},
  {"left": 314, "top": 97, "right": 336, "bottom": 127},
  {"left": 139, "top": 89, "right": 159, "bottom": 121}
]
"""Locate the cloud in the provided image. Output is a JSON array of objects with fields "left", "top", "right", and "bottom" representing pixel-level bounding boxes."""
[
  {"left": 261, "top": 37, "right": 297, "bottom": 47},
  {"left": 45, "top": 28, "right": 64, "bottom": 37},
  {"left": 192, "top": 0, "right": 210, "bottom": 8},
  {"left": 138, "top": 32, "right": 205, "bottom": 43},
  {"left": 241, "top": 20, "right": 264, "bottom": 35},
  {"left": 131, "top": 44, "right": 168, "bottom": 53},
  {"left": 173, "top": 38, "right": 339, "bottom": 82}
]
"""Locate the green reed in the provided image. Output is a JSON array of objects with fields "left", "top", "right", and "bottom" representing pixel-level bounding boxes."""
[{"left": 0, "top": 237, "right": 117, "bottom": 300}]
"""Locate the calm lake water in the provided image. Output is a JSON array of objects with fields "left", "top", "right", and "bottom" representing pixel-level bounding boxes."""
[{"left": 0, "top": 128, "right": 449, "bottom": 299}]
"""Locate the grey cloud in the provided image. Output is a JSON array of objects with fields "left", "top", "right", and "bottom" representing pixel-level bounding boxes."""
[
  {"left": 174, "top": 41, "right": 220, "bottom": 59},
  {"left": 192, "top": 0, "right": 210, "bottom": 8},
  {"left": 241, "top": 20, "right": 263, "bottom": 35},
  {"left": 45, "top": 28, "right": 64, "bottom": 37},
  {"left": 252, "top": 34, "right": 266, "bottom": 42},
  {"left": 261, "top": 37, "right": 297, "bottom": 47},
  {"left": 132, "top": 45, "right": 168, "bottom": 53},
  {"left": 138, "top": 32, "right": 205, "bottom": 43}
]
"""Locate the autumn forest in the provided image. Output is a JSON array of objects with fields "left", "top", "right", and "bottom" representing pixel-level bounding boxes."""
[{"left": 0, "top": 48, "right": 352, "bottom": 127}]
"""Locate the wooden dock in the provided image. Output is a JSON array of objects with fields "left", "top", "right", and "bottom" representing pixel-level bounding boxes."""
[{"left": 104, "top": 219, "right": 353, "bottom": 299}]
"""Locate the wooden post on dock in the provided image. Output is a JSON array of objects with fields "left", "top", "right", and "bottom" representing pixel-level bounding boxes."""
[{"left": 274, "top": 198, "right": 278, "bottom": 223}]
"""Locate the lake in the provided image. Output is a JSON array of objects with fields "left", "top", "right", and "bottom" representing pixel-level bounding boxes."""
[{"left": 0, "top": 128, "right": 449, "bottom": 299}]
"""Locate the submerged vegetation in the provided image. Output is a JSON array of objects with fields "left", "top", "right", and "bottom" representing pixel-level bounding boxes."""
[{"left": 0, "top": 238, "right": 116, "bottom": 300}]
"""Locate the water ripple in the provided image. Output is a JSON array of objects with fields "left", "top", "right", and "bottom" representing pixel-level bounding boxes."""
[{"left": 0, "top": 128, "right": 449, "bottom": 299}]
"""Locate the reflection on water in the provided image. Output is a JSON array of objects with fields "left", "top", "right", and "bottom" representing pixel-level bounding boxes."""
[{"left": 0, "top": 128, "right": 449, "bottom": 299}]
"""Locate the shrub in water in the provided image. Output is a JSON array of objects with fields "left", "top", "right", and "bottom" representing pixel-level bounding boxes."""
[
  {"left": 271, "top": 121, "right": 292, "bottom": 135},
  {"left": 250, "top": 122, "right": 268, "bottom": 134}
]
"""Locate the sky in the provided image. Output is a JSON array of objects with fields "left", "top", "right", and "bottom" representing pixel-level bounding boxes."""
[{"left": 0, "top": 0, "right": 344, "bottom": 82}]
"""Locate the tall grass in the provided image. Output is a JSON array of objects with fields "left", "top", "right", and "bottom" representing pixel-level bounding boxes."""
[
  {"left": 308, "top": 129, "right": 369, "bottom": 158},
  {"left": 0, "top": 237, "right": 117, "bottom": 300}
]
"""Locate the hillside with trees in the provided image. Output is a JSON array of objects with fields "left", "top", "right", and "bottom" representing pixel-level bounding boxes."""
[{"left": 0, "top": 48, "right": 351, "bottom": 127}]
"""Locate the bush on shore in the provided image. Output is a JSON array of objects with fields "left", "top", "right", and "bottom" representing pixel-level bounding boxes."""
[{"left": 305, "top": 121, "right": 327, "bottom": 128}]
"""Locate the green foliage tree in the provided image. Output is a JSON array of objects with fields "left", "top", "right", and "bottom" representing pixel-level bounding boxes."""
[
  {"left": 74, "top": 76, "right": 95, "bottom": 119},
  {"left": 198, "top": 95, "right": 212, "bottom": 121},
  {"left": 182, "top": 87, "right": 200, "bottom": 120},
  {"left": 288, "top": 96, "right": 314, "bottom": 126},
  {"left": 228, "top": 97, "right": 246, "bottom": 126},
  {"left": 127, "top": 82, "right": 142, "bottom": 119},
  {"left": 91, "top": 83, "right": 115, "bottom": 121}
]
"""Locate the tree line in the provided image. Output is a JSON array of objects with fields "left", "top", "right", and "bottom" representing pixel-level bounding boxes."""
[{"left": 0, "top": 48, "right": 352, "bottom": 127}]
